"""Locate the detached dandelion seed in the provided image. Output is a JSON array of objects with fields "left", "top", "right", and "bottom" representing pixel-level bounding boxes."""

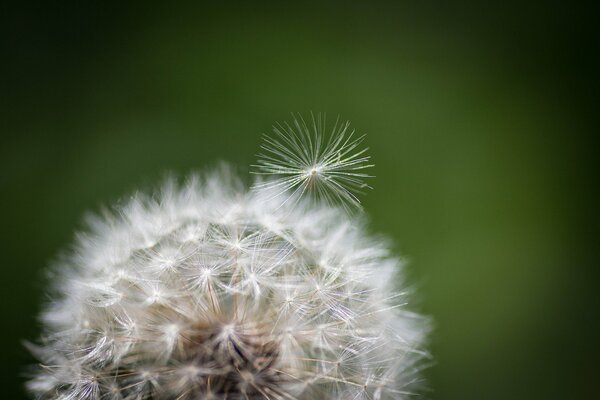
[
  {"left": 252, "top": 113, "right": 374, "bottom": 211},
  {"left": 26, "top": 117, "right": 430, "bottom": 400}
]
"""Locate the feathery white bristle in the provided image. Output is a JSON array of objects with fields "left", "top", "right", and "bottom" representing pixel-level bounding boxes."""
[{"left": 252, "top": 113, "right": 374, "bottom": 212}]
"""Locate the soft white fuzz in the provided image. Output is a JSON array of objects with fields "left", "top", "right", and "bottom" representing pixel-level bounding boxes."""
[
  {"left": 27, "top": 167, "right": 429, "bottom": 400},
  {"left": 252, "top": 114, "right": 374, "bottom": 212}
]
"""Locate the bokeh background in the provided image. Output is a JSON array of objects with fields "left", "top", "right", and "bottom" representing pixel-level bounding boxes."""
[{"left": 2, "top": 1, "right": 598, "bottom": 399}]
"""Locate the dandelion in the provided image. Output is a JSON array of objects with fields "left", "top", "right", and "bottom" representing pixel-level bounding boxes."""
[
  {"left": 27, "top": 120, "right": 429, "bottom": 399},
  {"left": 252, "top": 113, "right": 374, "bottom": 211}
]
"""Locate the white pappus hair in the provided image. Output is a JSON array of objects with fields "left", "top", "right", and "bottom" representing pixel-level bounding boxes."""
[
  {"left": 27, "top": 119, "right": 430, "bottom": 400},
  {"left": 252, "top": 113, "right": 374, "bottom": 212}
]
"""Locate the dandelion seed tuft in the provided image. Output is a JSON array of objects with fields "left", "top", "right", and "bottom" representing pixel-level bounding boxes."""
[
  {"left": 252, "top": 113, "right": 374, "bottom": 212},
  {"left": 27, "top": 121, "right": 429, "bottom": 400}
]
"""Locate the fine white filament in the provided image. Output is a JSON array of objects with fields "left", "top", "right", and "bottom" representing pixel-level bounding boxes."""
[{"left": 252, "top": 113, "right": 374, "bottom": 212}]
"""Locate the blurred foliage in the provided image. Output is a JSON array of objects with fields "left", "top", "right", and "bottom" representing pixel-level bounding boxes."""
[{"left": 1, "top": 1, "right": 598, "bottom": 399}]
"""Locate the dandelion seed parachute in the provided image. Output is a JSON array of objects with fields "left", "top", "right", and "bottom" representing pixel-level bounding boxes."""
[
  {"left": 252, "top": 113, "right": 374, "bottom": 211},
  {"left": 27, "top": 128, "right": 429, "bottom": 400}
]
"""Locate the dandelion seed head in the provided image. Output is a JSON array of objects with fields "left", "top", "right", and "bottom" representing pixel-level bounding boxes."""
[{"left": 27, "top": 124, "right": 429, "bottom": 399}]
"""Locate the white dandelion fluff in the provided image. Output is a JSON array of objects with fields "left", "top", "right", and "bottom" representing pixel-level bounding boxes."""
[
  {"left": 252, "top": 113, "right": 374, "bottom": 211},
  {"left": 27, "top": 121, "right": 429, "bottom": 400}
]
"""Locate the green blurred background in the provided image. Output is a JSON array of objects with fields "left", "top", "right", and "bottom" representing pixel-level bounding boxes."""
[{"left": 2, "top": 1, "right": 598, "bottom": 399}]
